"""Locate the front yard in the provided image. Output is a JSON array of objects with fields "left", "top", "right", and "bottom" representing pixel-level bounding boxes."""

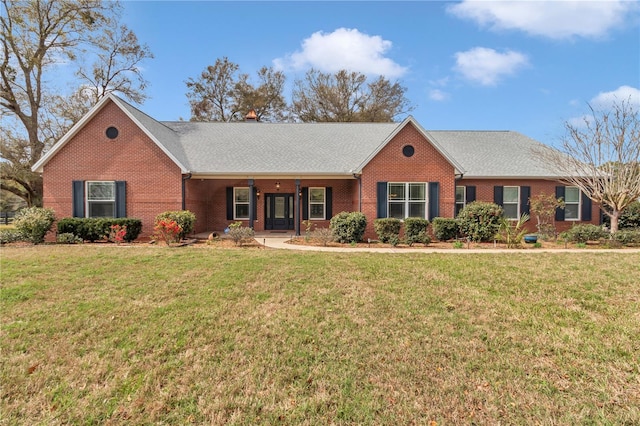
[{"left": 1, "top": 246, "right": 639, "bottom": 424}]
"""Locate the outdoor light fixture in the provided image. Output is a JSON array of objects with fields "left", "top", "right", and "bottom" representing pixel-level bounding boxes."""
[
  {"left": 256, "top": 188, "right": 261, "bottom": 199},
  {"left": 275, "top": 181, "right": 280, "bottom": 190}
]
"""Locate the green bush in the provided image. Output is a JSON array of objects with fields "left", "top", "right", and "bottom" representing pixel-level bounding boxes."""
[
  {"left": 618, "top": 201, "right": 640, "bottom": 230},
  {"left": 155, "top": 210, "right": 196, "bottom": 240},
  {"left": 0, "top": 229, "right": 25, "bottom": 244},
  {"left": 560, "top": 224, "right": 607, "bottom": 243},
  {"left": 431, "top": 217, "right": 460, "bottom": 241},
  {"left": 56, "top": 233, "right": 83, "bottom": 244},
  {"left": 404, "top": 217, "right": 430, "bottom": 246},
  {"left": 227, "top": 221, "right": 255, "bottom": 246},
  {"left": 374, "top": 218, "right": 402, "bottom": 243},
  {"left": 611, "top": 228, "right": 640, "bottom": 246},
  {"left": 457, "top": 202, "right": 503, "bottom": 242},
  {"left": 13, "top": 207, "right": 56, "bottom": 244},
  {"left": 57, "top": 218, "right": 142, "bottom": 242},
  {"left": 330, "top": 211, "right": 367, "bottom": 243}
]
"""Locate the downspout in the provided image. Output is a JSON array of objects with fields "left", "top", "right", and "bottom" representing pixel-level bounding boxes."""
[
  {"left": 295, "top": 179, "right": 301, "bottom": 236},
  {"left": 352, "top": 173, "right": 362, "bottom": 212},
  {"left": 182, "top": 173, "right": 192, "bottom": 210}
]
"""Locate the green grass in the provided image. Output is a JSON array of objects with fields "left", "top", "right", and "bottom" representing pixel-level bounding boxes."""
[{"left": 1, "top": 246, "right": 639, "bottom": 425}]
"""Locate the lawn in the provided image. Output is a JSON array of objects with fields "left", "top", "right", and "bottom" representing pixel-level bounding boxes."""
[{"left": 1, "top": 246, "right": 639, "bottom": 425}]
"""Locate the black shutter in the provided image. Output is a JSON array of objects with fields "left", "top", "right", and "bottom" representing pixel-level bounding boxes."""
[
  {"left": 376, "top": 182, "right": 387, "bottom": 218},
  {"left": 465, "top": 185, "right": 476, "bottom": 204},
  {"left": 72, "top": 180, "right": 84, "bottom": 218},
  {"left": 302, "top": 187, "right": 309, "bottom": 220},
  {"left": 428, "top": 182, "right": 440, "bottom": 220},
  {"left": 581, "top": 192, "right": 592, "bottom": 221},
  {"left": 115, "top": 181, "right": 126, "bottom": 218},
  {"left": 493, "top": 186, "right": 503, "bottom": 206},
  {"left": 520, "top": 186, "right": 530, "bottom": 217},
  {"left": 555, "top": 186, "right": 565, "bottom": 221},
  {"left": 226, "top": 187, "right": 233, "bottom": 220},
  {"left": 325, "top": 187, "right": 332, "bottom": 219}
]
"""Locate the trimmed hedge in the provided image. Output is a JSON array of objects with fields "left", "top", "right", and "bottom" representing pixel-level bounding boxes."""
[
  {"left": 374, "top": 218, "right": 402, "bottom": 243},
  {"left": 330, "top": 211, "right": 367, "bottom": 243},
  {"left": 155, "top": 210, "right": 196, "bottom": 240},
  {"left": 57, "top": 218, "right": 142, "bottom": 242},
  {"left": 431, "top": 217, "right": 460, "bottom": 241},
  {"left": 457, "top": 202, "right": 503, "bottom": 242},
  {"left": 404, "top": 217, "right": 430, "bottom": 246},
  {"left": 611, "top": 228, "right": 640, "bottom": 246},
  {"left": 559, "top": 224, "right": 607, "bottom": 244}
]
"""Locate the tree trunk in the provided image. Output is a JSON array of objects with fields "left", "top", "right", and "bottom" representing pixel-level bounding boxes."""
[{"left": 609, "top": 210, "right": 620, "bottom": 234}]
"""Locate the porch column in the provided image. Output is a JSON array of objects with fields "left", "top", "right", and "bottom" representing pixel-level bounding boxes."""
[
  {"left": 248, "top": 178, "right": 255, "bottom": 229},
  {"left": 295, "top": 179, "right": 301, "bottom": 236}
]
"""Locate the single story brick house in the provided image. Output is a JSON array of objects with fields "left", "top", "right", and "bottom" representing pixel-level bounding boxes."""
[{"left": 32, "top": 94, "right": 600, "bottom": 240}]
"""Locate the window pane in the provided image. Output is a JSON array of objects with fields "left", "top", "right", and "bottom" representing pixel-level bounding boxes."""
[
  {"left": 309, "top": 188, "right": 324, "bottom": 202},
  {"left": 565, "top": 187, "right": 580, "bottom": 203},
  {"left": 235, "top": 188, "right": 249, "bottom": 203},
  {"left": 388, "top": 184, "right": 405, "bottom": 200},
  {"left": 235, "top": 204, "right": 249, "bottom": 219},
  {"left": 456, "top": 186, "right": 465, "bottom": 203},
  {"left": 503, "top": 204, "right": 518, "bottom": 219},
  {"left": 388, "top": 203, "right": 405, "bottom": 219},
  {"left": 503, "top": 187, "right": 519, "bottom": 203},
  {"left": 565, "top": 204, "right": 579, "bottom": 220},
  {"left": 310, "top": 204, "right": 324, "bottom": 219},
  {"left": 409, "top": 183, "right": 425, "bottom": 200},
  {"left": 88, "top": 182, "right": 115, "bottom": 200},
  {"left": 409, "top": 202, "right": 425, "bottom": 218},
  {"left": 89, "top": 202, "right": 115, "bottom": 218}
]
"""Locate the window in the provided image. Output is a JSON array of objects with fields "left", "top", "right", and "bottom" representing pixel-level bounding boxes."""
[
  {"left": 503, "top": 186, "right": 520, "bottom": 219},
  {"left": 86, "top": 181, "right": 115, "bottom": 217},
  {"left": 564, "top": 187, "right": 580, "bottom": 220},
  {"left": 309, "top": 187, "right": 326, "bottom": 219},
  {"left": 234, "top": 187, "right": 250, "bottom": 219},
  {"left": 388, "top": 183, "right": 426, "bottom": 219},
  {"left": 455, "top": 186, "right": 466, "bottom": 216}
]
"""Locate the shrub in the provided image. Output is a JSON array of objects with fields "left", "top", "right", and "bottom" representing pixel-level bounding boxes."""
[
  {"left": 0, "top": 229, "right": 25, "bottom": 244},
  {"left": 374, "top": 218, "right": 401, "bottom": 243},
  {"left": 13, "top": 207, "right": 56, "bottom": 244},
  {"left": 57, "top": 218, "right": 142, "bottom": 242},
  {"left": 56, "top": 233, "right": 83, "bottom": 244},
  {"left": 560, "top": 224, "right": 607, "bottom": 243},
  {"left": 108, "top": 224, "right": 127, "bottom": 244},
  {"left": 404, "top": 217, "right": 430, "bottom": 246},
  {"left": 603, "top": 201, "right": 640, "bottom": 230},
  {"left": 312, "top": 227, "right": 334, "bottom": 246},
  {"left": 155, "top": 211, "right": 196, "bottom": 240},
  {"left": 330, "top": 211, "right": 367, "bottom": 243},
  {"left": 154, "top": 219, "right": 182, "bottom": 245},
  {"left": 457, "top": 202, "right": 503, "bottom": 242},
  {"left": 496, "top": 213, "right": 530, "bottom": 248},
  {"left": 611, "top": 228, "right": 640, "bottom": 246},
  {"left": 431, "top": 217, "right": 460, "bottom": 241},
  {"left": 227, "top": 221, "right": 255, "bottom": 246}
]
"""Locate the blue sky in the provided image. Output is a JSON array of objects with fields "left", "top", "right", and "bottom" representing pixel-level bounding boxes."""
[{"left": 118, "top": 1, "right": 640, "bottom": 146}]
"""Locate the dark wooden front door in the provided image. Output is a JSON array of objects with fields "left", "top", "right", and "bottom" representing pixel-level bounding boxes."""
[{"left": 265, "top": 193, "right": 294, "bottom": 230}]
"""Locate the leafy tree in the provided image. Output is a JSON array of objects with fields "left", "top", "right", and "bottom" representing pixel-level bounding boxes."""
[
  {"left": 0, "top": 0, "right": 152, "bottom": 206},
  {"left": 529, "top": 192, "right": 564, "bottom": 239},
  {"left": 291, "top": 69, "right": 412, "bottom": 122},
  {"left": 536, "top": 99, "right": 640, "bottom": 233},
  {"left": 186, "top": 58, "right": 286, "bottom": 122}
]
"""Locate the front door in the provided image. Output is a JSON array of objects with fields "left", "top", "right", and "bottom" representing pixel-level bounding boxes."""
[{"left": 265, "top": 193, "right": 294, "bottom": 230}]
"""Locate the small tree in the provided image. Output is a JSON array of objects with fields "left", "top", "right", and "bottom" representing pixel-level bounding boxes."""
[
  {"left": 536, "top": 99, "right": 640, "bottom": 233},
  {"left": 529, "top": 193, "right": 564, "bottom": 239}
]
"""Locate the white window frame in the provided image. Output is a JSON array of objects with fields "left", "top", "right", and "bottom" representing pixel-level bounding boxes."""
[
  {"left": 455, "top": 186, "right": 466, "bottom": 215},
  {"left": 503, "top": 186, "right": 520, "bottom": 220},
  {"left": 387, "top": 182, "right": 427, "bottom": 219},
  {"left": 85, "top": 181, "right": 115, "bottom": 218},
  {"left": 564, "top": 186, "right": 581, "bottom": 221},
  {"left": 308, "top": 187, "right": 326, "bottom": 220},
  {"left": 234, "top": 187, "right": 250, "bottom": 220}
]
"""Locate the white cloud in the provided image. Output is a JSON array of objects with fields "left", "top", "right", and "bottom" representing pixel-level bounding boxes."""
[
  {"left": 453, "top": 47, "right": 529, "bottom": 86},
  {"left": 590, "top": 85, "right": 640, "bottom": 109},
  {"left": 429, "top": 89, "right": 449, "bottom": 101},
  {"left": 273, "top": 28, "right": 407, "bottom": 78},
  {"left": 447, "top": 0, "right": 638, "bottom": 40}
]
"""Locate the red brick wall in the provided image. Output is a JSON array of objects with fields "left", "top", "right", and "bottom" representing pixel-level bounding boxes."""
[
  {"left": 360, "top": 122, "right": 457, "bottom": 239},
  {"left": 458, "top": 178, "right": 602, "bottom": 233},
  {"left": 42, "top": 100, "right": 183, "bottom": 239}
]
